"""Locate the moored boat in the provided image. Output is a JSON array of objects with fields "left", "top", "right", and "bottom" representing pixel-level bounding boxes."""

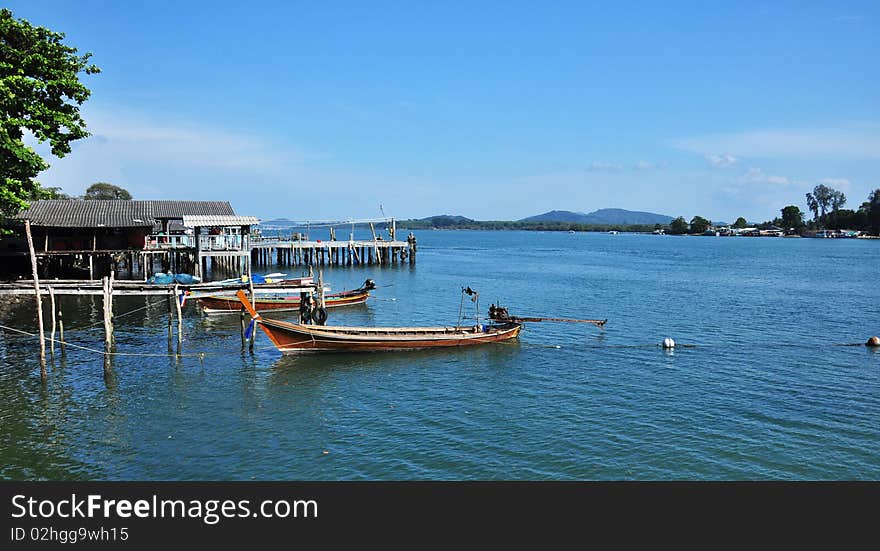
[
  {"left": 235, "top": 289, "right": 521, "bottom": 353},
  {"left": 197, "top": 279, "right": 375, "bottom": 314}
]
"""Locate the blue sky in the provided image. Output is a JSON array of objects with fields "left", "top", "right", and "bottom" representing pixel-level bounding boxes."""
[{"left": 10, "top": 1, "right": 880, "bottom": 222}]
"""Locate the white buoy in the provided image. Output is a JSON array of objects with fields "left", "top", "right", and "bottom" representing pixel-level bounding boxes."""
[{"left": 662, "top": 337, "right": 675, "bottom": 349}]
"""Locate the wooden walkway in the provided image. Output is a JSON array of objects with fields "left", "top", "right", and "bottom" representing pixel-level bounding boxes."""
[
  {"left": 251, "top": 237, "right": 416, "bottom": 267},
  {"left": 0, "top": 279, "right": 318, "bottom": 296}
]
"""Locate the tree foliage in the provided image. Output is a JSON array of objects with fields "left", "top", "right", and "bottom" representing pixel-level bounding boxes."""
[
  {"left": 805, "top": 183, "right": 847, "bottom": 228},
  {"left": 780, "top": 205, "right": 804, "bottom": 229},
  {"left": 733, "top": 217, "right": 748, "bottom": 228},
  {"left": 689, "top": 216, "right": 711, "bottom": 234},
  {"left": 668, "top": 216, "right": 689, "bottom": 235},
  {"left": 867, "top": 189, "right": 880, "bottom": 235},
  {"left": 84, "top": 182, "right": 131, "bottom": 200},
  {"left": 0, "top": 8, "right": 99, "bottom": 219}
]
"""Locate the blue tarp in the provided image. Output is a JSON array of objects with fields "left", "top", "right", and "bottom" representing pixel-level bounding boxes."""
[
  {"left": 148, "top": 273, "right": 201, "bottom": 285},
  {"left": 174, "top": 273, "right": 201, "bottom": 285}
]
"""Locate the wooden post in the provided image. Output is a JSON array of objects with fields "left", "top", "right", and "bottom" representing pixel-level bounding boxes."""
[
  {"left": 408, "top": 232, "right": 417, "bottom": 265},
  {"left": 240, "top": 307, "right": 246, "bottom": 349},
  {"left": 317, "top": 270, "right": 326, "bottom": 310},
  {"left": 369, "top": 223, "right": 381, "bottom": 263},
  {"left": 58, "top": 310, "right": 65, "bottom": 355},
  {"left": 102, "top": 276, "right": 112, "bottom": 350},
  {"left": 167, "top": 290, "right": 174, "bottom": 341},
  {"left": 174, "top": 284, "right": 183, "bottom": 347},
  {"left": 101, "top": 275, "right": 113, "bottom": 375},
  {"left": 25, "top": 220, "right": 47, "bottom": 381},
  {"left": 109, "top": 269, "right": 115, "bottom": 344},
  {"left": 88, "top": 255, "right": 94, "bottom": 280},
  {"left": 48, "top": 286, "right": 56, "bottom": 356},
  {"left": 248, "top": 272, "right": 256, "bottom": 353},
  {"left": 194, "top": 226, "right": 202, "bottom": 279}
]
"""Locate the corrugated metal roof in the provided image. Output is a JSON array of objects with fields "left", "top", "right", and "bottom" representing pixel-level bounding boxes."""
[
  {"left": 12, "top": 200, "right": 241, "bottom": 228},
  {"left": 12, "top": 200, "right": 154, "bottom": 228},
  {"left": 147, "top": 201, "right": 234, "bottom": 218},
  {"left": 182, "top": 215, "right": 260, "bottom": 227}
]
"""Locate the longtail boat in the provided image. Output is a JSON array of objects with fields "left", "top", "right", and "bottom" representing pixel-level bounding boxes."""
[
  {"left": 235, "top": 289, "right": 522, "bottom": 353},
  {"left": 197, "top": 279, "right": 375, "bottom": 314}
]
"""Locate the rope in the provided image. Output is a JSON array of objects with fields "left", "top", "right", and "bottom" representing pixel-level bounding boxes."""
[
  {"left": 60, "top": 295, "right": 171, "bottom": 333},
  {"left": 1, "top": 322, "right": 875, "bottom": 359},
  {"left": 0, "top": 323, "right": 276, "bottom": 358}
]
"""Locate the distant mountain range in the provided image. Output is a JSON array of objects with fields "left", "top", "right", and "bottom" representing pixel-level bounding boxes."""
[
  {"left": 412, "top": 214, "right": 474, "bottom": 226},
  {"left": 262, "top": 209, "right": 677, "bottom": 230},
  {"left": 520, "top": 208, "right": 674, "bottom": 225}
]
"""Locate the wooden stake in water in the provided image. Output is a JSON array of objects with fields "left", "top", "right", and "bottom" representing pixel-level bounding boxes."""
[
  {"left": 174, "top": 284, "right": 183, "bottom": 347},
  {"left": 240, "top": 307, "right": 246, "bottom": 349},
  {"left": 167, "top": 290, "right": 174, "bottom": 341},
  {"left": 48, "top": 286, "right": 56, "bottom": 356},
  {"left": 108, "top": 270, "right": 115, "bottom": 345},
  {"left": 25, "top": 220, "right": 47, "bottom": 381},
  {"left": 58, "top": 310, "right": 65, "bottom": 355},
  {"left": 101, "top": 276, "right": 113, "bottom": 375},
  {"left": 102, "top": 276, "right": 113, "bottom": 349}
]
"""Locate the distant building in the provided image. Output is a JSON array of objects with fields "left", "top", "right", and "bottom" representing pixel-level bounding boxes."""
[{"left": 759, "top": 225, "right": 785, "bottom": 237}]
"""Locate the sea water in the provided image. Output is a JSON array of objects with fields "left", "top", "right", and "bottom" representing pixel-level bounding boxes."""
[{"left": 1, "top": 231, "right": 878, "bottom": 479}]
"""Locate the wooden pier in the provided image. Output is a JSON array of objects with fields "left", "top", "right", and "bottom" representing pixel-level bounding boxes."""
[
  {"left": 251, "top": 235, "right": 417, "bottom": 268},
  {"left": 0, "top": 279, "right": 320, "bottom": 296}
]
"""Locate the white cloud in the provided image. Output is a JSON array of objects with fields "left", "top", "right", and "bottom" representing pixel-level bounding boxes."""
[
  {"left": 705, "top": 154, "right": 738, "bottom": 168},
  {"left": 818, "top": 177, "right": 851, "bottom": 191},
  {"left": 588, "top": 161, "right": 623, "bottom": 171},
  {"left": 741, "top": 167, "right": 792, "bottom": 186},
  {"left": 717, "top": 168, "right": 806, "bottom": 217},
  {"left": 673, "top": 125, "right": 880, "bottom": 159},
  {"left": 27, "top": 106, "right": 320, "bottom": 197},
  {"left": 633, "top": 160, "right": 664, "bottom": 170}
]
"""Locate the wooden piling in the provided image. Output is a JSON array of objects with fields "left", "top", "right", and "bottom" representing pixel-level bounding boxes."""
[
  {"left": 317, "top": 270, "right": 326, "bottom": 310},
  {"left": 58, "top": 310, "right": 65, "bottom": 355},
  {"left": 25, "top": 220, "right": 47, "bottom": 381},
  {"left": 48, "top": 286, "right": 56, "bottom": 356},
  {"left": 174, "top": 284, "right": 183, "bottom": 347},
  {"left": 102, "top": 276, "right": 113, "bottom": 350},
  {"left": 248, "top": 274, "right": 256, "bottom": 353},
  {"left": 369, "top": 223, "right": 381, "bottom": 264},
  {"left": 240, "top": 307, "right": 246, "bottom": 349},
  {"left": 109, "top": 270, "right": 115, "bottom": 344},
  {"left": 167, "top": 290, "right": 174, "bottom": 341}
]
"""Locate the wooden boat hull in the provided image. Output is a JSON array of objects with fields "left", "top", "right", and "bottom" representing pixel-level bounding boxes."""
[
  {"left": 198, "top": 289, "right": 369, "bottom": 314},
  {"left": 258, "top": 318, "right": 522, "bottom": 353}
]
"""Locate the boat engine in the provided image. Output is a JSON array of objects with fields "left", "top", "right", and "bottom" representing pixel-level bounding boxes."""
[{"left": 488, "top": 304, "right": 510, "bottom": 321}]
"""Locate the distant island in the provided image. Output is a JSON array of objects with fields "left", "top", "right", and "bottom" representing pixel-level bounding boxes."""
[
  {"left": 521, "top": 208, "right": 674, "bottom": 225},
  {"left": 259, "top": 189, "right": 880, "bottom": 237},
  {"left": 395, "top": 209, "right": 675, "bottom": 232}
]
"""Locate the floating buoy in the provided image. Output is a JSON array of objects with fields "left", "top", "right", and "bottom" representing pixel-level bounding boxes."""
[
  {"left": 867, "top": 336, "right": 880, "bottom": 347},
  {"left": 662, "top": 337, "right": 675, "bottom": 349}
]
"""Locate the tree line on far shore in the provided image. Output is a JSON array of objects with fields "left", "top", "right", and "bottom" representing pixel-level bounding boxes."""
[
  {"left": 665, "top": 184, "right": 880, "bottom": 236},
  {"left": 397, "top": 218, "right": 663, "bottom": 233},
  {"left": 399, "top": 183, "right": 880, "bottom": 236}
]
